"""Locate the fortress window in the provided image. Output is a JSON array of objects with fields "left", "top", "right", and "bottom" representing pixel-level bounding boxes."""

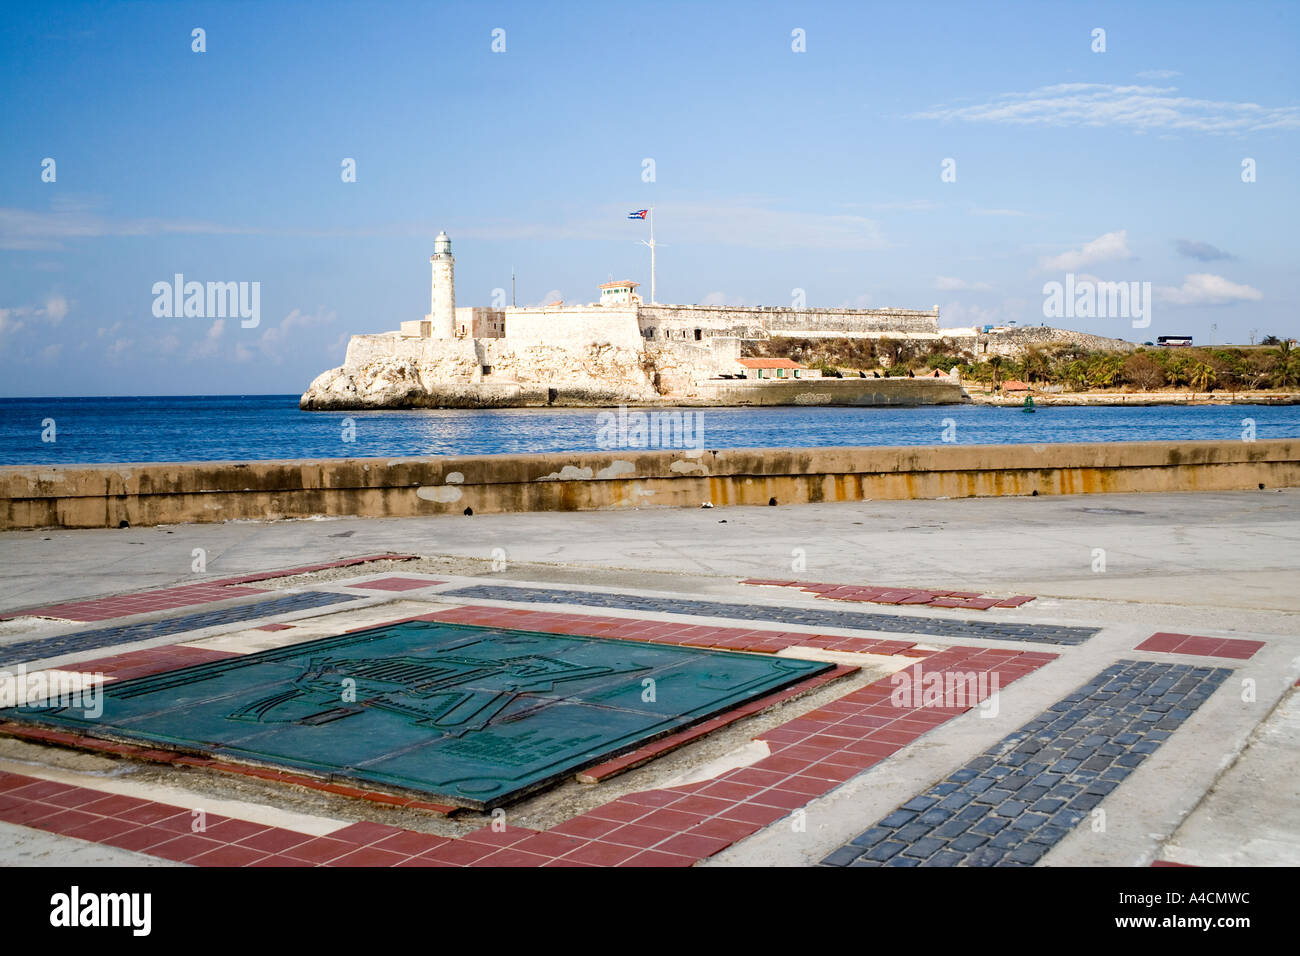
[{"left": 694, "top": 329, "right": 702, "bottom": 340}]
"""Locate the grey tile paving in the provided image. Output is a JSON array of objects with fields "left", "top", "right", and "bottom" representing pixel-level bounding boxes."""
[
  {"left": 820, "top": 660, "right": 1231, "bottom": 867},
  {"left": 441, "top": 585, "right": 1100, "bottom": 645},
  {"left": 0, "top": 591, "right": 358, "bottom": 666}
]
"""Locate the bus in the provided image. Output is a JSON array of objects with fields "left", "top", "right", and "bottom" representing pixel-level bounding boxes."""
[{"left": 1156, "top": 335, "right": 1193, "bottom": 347}]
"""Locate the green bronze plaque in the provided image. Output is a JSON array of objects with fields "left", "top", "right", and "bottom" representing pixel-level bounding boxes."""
[{"left": 4, "top": 621, "right": 832, "bottom": 809}]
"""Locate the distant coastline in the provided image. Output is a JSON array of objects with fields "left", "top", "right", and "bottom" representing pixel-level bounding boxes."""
[{"left": 970, "top": 389, "right": 1300, "bottom": 407}]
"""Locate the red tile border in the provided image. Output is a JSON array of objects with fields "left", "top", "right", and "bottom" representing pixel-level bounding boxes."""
[
  {"left": 425, "top": 605, "right": 925, "bottom": 658},
  {"left": 0, "top": 716, "right": 457, "bottom": 817},
  {"left": 1136, "top": 632, "right": 1265, "bottom": 660},
  {"left": 1, "top": 554, "right": 419, "bottom": 622},
  {"left": 741, "top": 578, "right": 1035, "bottom": 611},
  {"left": 576, "top": 664, "right": 857, "bottom": 783}
]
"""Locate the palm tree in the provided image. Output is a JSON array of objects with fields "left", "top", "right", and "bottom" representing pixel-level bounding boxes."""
[
  {"left": 1189, "top": 362, "right": 1216, "bottom": 393},
  {"left": 1022, "top": 347, "right": 1050, "bottom": 385},
  {"left": 988, "top": 355, "right": 1004, "bottom": 390}
]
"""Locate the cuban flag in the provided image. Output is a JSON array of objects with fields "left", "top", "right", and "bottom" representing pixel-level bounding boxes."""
[{"left": 627, "top": 209, "right": 648, "bottom": 220}]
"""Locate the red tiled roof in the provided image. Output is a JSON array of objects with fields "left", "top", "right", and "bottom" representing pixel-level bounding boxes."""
[
  {"left": 738, "top": 358, "right": 806, "bottom": 369},
  {"left": 1000, "top": 379, "right": 1030, "bottom": 391},
  {"left": 599, "top": 280, "right": 639, "bottom": 290}
]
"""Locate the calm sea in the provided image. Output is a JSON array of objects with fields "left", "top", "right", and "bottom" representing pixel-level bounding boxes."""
[{"left": 1, "top": 395, "right": 1297, "bottom": 465}]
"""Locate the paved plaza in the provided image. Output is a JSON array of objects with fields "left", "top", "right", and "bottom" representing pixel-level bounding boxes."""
[{"left": 0, "top": 489, "right": 1295, "bottom": 867}]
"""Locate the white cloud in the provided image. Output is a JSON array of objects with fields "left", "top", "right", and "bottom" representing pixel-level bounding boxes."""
[
  {"left": 529, "top": 290, "right": 565, "bottom": 306},
  {"left": 939, "top": 301, "right": 1005, "bottom": 328},
  {"left": 43, "top": 295, "right": 68, "bottom": 323},
  {"left": 189, "top": 318, "right": 225, "bottom": 359},
  {"left": 911, "top": 83, "right": 1300, "bottom": 134},
  {"left": 1039, "top": 230, "right": 1132, "bottom": 272},
  {"left": 1157, "top": 273, "right": 1262, "bottom": 306},
  {"left": 0, "top": 294, "right": 69, "bottom": 336},
  {"left": 698, "top": 291, "right": 744, "bottom": 306},
  {"left": 935, "top": 276, "right": 993, "bottom": 292},
  {"left": 1137, "top": 70, "right": 1182, "bottom": 81},
  {"left": 241, "top": 308, "right": 338, "bottom": 363}
]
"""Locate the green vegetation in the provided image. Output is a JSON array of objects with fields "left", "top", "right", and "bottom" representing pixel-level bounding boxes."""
[{"left": 745, "top": 337, "right": 1300, "bottom": 393}]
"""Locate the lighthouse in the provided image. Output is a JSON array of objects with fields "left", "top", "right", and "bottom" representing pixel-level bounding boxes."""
[{"left": 427, "top": 230, "right": 456, "bottom": 338}]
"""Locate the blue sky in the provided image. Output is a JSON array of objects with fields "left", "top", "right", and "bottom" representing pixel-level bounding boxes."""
[{"left": 1, "top": 0, "right": 1297, "bottom": 396}]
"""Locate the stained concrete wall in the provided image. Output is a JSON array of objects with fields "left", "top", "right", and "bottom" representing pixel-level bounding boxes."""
[
  {"left": 687, "top": 377, "right": 966, "bottom": 406},
  {"left": 1, "top": 440, "right": 1295, "bottom": 530}
]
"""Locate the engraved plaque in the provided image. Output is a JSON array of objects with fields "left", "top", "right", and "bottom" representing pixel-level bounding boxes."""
[{"left": 4, "top": 621, "right": 831, "bottom": 809}]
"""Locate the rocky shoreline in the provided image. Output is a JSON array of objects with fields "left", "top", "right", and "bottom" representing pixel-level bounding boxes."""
[{"left": 969, "top": 390, "right": 1300, "bottom": 407}]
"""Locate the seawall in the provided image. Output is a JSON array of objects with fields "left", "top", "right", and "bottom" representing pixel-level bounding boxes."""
[{"left": 1, "top": 439, "right": 1295, "bottom": 530}]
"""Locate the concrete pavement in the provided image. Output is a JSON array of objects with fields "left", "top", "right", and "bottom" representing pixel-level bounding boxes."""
[{"left": 0, "top": 488, "right": 1295, "bottom": 866}]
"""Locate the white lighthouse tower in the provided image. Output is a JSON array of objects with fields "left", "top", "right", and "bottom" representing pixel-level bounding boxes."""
[{"left": 427, "top": 230, "right": 456, "bottom": 338}]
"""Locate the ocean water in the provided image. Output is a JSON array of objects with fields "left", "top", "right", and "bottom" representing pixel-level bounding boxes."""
[{"left": 0, "top": 395, "right": 1297, "bottom": 465}]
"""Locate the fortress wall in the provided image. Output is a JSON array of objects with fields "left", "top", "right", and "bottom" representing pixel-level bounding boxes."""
[
  {"left": 637, "top": 305, "right": 940, "bottom": 339},
  {"left": 4, "top": 439, "right": 1296, "bottom": 529},
  {"left": 503, "top": 306, "right": 644, "bottom": 350},
  {"left": 343, "top": 334, "right": 480, "bottom": 370}
]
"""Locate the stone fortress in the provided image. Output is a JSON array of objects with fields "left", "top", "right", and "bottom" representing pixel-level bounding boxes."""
[{"left": 300, "top": 232, "right": 970, "bottom": 410}]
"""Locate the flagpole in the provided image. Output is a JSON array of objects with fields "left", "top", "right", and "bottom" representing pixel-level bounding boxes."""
[{"left": 649, "top": 207, "right": 656, "bottom": 304}]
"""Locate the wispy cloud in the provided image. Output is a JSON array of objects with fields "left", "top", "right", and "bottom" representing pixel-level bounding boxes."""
[
  {"left": 1157, "top": 273, "right": 1262, "bottom": 305},
  {"left": 911, "top": 83, "right": 1300, "bottom": 134},
  {"left": 1137, "top": 70, "right": 1182, "bottom": 81},
  {"left": 935, "top": 276, "right": 993, "bottom": 292},
  {"left": 0, "top": 199, "right": 256, "bottom": 251},
  {"left": 1039, "top": 230, "right": 1133, "bottom": 272},
  {"left": 1173, "top": 239, "right": 1235, "bottom": 262},
  {"left": 459, "top": 201, "right": 890, "bottom": 252},
  {"left": 0, "top": 294, "right": 71, "bottom": 335},
  {"left": 969, "top": 208, "right": 1027, "bottom": 217}
]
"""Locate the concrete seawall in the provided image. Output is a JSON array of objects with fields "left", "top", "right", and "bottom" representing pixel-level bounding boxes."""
[
  {"left": 684, "top": 377, "right": 967, "bottom": 406},
  {"left": 1, "top": 439, "right": 1295, "bottom": 530}
]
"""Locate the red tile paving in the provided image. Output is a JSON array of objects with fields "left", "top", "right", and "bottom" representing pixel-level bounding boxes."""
[
  {"left": 1, "top": 554, "right": 420, "bottom": 622},
  {"left": 741, "top": 578, "right": 1036, "bottom": 611},
  {"left": 6, "top": 583, "right": 267, "bottom": 623},
  {"left": 350, "top": 577, "right": 445, "bottom": 592},
  {"left": 1136, "top": 632, "right": 1265, "bottom": 660},
  {"left": 424, "top": 605, "right": 929, "bottom": 658},
  {"left": 0, "top": 631, "right": 1052, "bottom": 867},
  {"left": 577, "top": 664, "right": 857, "bottom": 783}
]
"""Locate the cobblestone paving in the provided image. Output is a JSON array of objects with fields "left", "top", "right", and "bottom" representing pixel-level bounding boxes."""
[
  {"left": 0, "top": 592, "right": 358, "bottom": 667},
  {"left": 820, "top": 660, "right": 1231, "bottom": 867},
  {"left": 441, "top": 585, "right": 1100, "bottom": 645}
]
